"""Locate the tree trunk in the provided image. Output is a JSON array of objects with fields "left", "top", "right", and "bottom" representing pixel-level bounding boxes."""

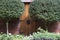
[{"left": 6, "top": 22, "right": 9, "bottom": 36}]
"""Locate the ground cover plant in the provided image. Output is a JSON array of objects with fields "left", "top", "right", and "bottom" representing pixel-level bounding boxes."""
[
  {"left": 0, "top": 33, "right": 24, "bottom": 40},
  {"left": 23, "top": 28, "right": 60, "bottom": 40},
  {"left": 0, "top": 32, "right": 60, "bottom": 40}
]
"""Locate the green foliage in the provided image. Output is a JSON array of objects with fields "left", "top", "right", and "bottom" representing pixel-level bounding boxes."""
[
  {"left": 32, "top": 27, "right": 57, "bottom": 40},
  {"left": 0, "top": 34, "right": 24, "bottom": 40},
  {"left": 23, "top": 32, "right": 60, "bottom": 40},
  {"left": 0, "top": 33, "right": 60, "bottom": 40},
  {"left": 23, "top": 36, "right": 33, "bottom": 40},
  {"left": 37, "top": 27, "right": 48, "bottom": 33},
  {"left": 30, "top": 0, "right": 60, "bottom": 21},
  {"left": 0, "top": 0, "right": 24, "bottom": 21},
  {"left": 32, "top": 32, "right": 58, "bottom": 40},
  {"left": 23, "top": 28, "right": 60, "bottom": 40}
]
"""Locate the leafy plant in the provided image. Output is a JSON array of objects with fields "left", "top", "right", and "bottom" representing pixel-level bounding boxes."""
[
  {"left": 0, "top": 0, "right": 24, "bottom": 35},
  {"left": 30, "top": 0, "right": 60, "bottom": 21},
  {"left": 0, "top": 0, "right": 24, "bottom": 21},
  {"left": 37, "top": 27, "right": 48, "bottom": 33},
  {"left": 0, "top": 33, "right": 60, "bottom": 40},
  {"left": 23, "top": 35, "right": 34, "bottom": 40},
  {"left": 32, "top": 32, "right": 58, "bottom": 40},
  {"left": 0, "top": 34, "right": 24, "bottom": 40}
]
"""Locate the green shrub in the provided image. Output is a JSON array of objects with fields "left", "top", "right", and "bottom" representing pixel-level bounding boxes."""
[
  {"left": 0, "top": 0, "right": 24, "bottom": 35},
  {"left": 0, "top": 0, "right": 24, "bottom": 21},
  {"left": 0, "top": 33, "right": 60, "bottom": 40},
  {"left": 0, "top": 34, "right": 24, "bottom": 40},
  {"left": 30, "top": 0, "right": 60, "bottom": 21},
  {"left": 32, "top": 32, "right": 57, "bottom": 40},
  {"left": 23, "top": 32, "right": 60, "bottom": 40},
  {"left": 23, "top": 35, "right": 34, "bottom": 40}
]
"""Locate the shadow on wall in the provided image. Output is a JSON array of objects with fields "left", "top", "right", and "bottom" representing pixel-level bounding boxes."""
[
  {"left": 33, "top": 19, "right": 60, "bottom": 33},
  {"left": 0, "top": 18, "right": 20, "bottom": 34}
]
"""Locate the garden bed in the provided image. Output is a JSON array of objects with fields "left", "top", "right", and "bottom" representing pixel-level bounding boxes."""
[{"left": 0, "top": 32, "right": 60, "bottom": 40}]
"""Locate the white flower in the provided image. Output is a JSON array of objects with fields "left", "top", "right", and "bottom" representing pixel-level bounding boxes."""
[{"left": 8, "top": 33, "right": 11, "bottom": 35}]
